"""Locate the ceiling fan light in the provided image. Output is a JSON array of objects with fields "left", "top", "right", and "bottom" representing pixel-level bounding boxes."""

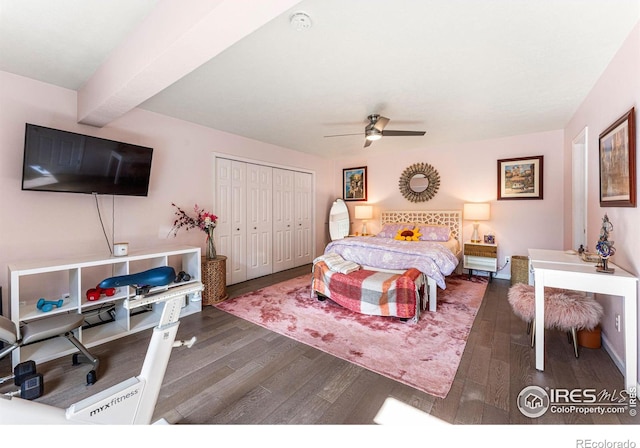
[
  {"left": 366, "top": 133, "right": 382, "bottom": 141},
  {"left": 365, "top": 128, "right": 382, "bottom": 141}
]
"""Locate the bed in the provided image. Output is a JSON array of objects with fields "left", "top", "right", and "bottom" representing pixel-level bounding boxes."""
[{"left": 315, "top": 210, "right": 462, "bottom": 313}]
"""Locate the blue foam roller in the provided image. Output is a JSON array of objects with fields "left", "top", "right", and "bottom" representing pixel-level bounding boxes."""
[{"left": 98, "top": 266, "right": 177, "bottom": 289}]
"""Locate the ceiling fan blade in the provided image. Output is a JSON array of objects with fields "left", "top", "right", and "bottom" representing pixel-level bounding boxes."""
[
  {"left": 363, "top": 138, "right": 373, "bottom": 148},
  {"left": 381, "top": 130, "right": 426, "bottom": 137},
  {"left": 324, "top": 132, "right": 363, "bottom": 138},
  {"left": 373, "top": 116, "right": 390, "bottom": 132}
]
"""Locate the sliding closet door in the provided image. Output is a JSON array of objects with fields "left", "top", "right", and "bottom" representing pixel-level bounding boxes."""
[
  {"left": 229, "top": 161, "right": 247, "bottom": 284},
  {"left": 216, "top": 158, "right": 233, "bottom": 282},
  {"left": 294, "top": 171, "right": 313, "bottom": 266},
  {"left": 246, "top": 163, "right": 273, "bottom": 279},
  {"left": 272, "top": 168, "right": 295, "bottom": 272},
  {"left": 216, "top": 156, "right": 313, "bottom": 283}
]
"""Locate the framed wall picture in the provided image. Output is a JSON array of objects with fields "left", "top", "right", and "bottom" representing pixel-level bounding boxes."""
[
  {"left": 343, "top": 166, "right": 367, "bottom": 201},
  {"left": 497, "top": 155, "right": 543, "bottom": 200},
  {"left": 599, "top": 108, "right": 636, "bottom": 207}
]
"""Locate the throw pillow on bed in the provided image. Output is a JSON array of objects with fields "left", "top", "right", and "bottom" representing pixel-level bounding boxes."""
[
  {"left": 394, "top": 227, "right": 422, "bottom": 241},
  {"left": 375, "top": 223, "right": 408, "bottom": 238},
  {"left": 417, "top": 225, "right": 451, "bottom": 242}
]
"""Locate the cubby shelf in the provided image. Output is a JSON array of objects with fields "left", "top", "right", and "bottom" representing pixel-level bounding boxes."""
[{"left": 9, "top": 245, "right": 202, "bottom": 367}]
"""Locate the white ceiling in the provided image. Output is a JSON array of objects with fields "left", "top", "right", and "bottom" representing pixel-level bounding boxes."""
[{"left": 1, "top": 0, "right": 638, "bottom": 158}]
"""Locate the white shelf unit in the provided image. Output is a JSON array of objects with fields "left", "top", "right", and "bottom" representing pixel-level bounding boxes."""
[{"left": 8, "top": 245, "right": 202, "bottom": 368}]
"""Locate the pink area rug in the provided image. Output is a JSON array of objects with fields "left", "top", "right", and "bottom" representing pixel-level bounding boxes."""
[{"left": 215, "top": 274, "right": 487, "bottom": 398}]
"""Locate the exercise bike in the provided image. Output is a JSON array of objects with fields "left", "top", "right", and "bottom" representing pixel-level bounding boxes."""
[{"left": 0, "top": 266, "right": 203, "bottom": 424}]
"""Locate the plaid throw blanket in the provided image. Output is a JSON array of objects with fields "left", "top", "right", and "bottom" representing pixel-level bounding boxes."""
[
  {"left": 312, "top": 253, "right": 360, "bottom": 274},
  {"left": 312, "top": 261, "right": 423, "bottom": 321}
]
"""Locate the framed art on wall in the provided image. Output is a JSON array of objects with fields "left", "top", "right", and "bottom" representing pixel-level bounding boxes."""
[
  {"left": 343, "top": 166, "right": 367, "bottom": 201},
  {"left": 599, "top": 108, "right": 636, "bottom": 207},
  {"left": 497, "top": 155, "right": 544, "bottom": 200}
]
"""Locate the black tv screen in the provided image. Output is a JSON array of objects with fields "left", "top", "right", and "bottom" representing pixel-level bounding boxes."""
[{"left": 22, "top": 123, "right": 153, "bottom": 196}]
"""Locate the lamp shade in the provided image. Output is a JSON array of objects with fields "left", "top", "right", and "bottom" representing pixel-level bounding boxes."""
[
  {"left": 463, "top": 203, "right": 490, "bottom": 221},
  {"left": 355, "top": 205, "right": 373, "bottom": 220}
]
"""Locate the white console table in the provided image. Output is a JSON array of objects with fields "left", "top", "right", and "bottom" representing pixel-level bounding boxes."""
[{"left": 528, "top": 249, "right": 638, "bottom": 391}]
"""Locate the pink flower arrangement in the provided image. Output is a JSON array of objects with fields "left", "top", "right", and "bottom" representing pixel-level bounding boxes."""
[{"left": 169, "top": 203, "right": 218, "bottom": 237}]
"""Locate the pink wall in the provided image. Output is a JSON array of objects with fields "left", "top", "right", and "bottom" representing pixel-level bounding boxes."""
[
  {"left": 333, "top": 130, "right": 565, "bottom": 280},
  {"left": 0, "top": 71, "right": 333, "bottom": 312},
  {"left": 564, "top": 22, "right": 640, "bottom": 379}
]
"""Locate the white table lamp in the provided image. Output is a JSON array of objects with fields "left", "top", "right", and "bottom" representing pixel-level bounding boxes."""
[
  {"left": 354, "top": 205, "right": 373, "bottom": 235},
  {"left": 464, "top": 203, "right": 490, "bottom": 243}
]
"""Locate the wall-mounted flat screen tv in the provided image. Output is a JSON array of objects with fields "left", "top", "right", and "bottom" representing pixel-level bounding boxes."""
[{"left": 22, "top": 123, "right": 153, "bottom": 196}]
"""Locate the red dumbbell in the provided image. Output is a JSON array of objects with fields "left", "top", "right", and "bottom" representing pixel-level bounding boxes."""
[{"left": 86, "top": 285, "right": 116, "bottom": 301}]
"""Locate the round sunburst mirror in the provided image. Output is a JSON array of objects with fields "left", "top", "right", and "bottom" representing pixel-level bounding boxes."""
[{"left": 398, "top": 162, "right": 440, "bottom": 202}]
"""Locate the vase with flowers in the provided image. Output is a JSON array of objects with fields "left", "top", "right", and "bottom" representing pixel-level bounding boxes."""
[{"left": 169, "top": 203, "right": 219, "bottom": 259}]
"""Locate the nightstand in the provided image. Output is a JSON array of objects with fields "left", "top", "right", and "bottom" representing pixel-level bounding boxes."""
[{"left": 463, "top": 241, "right": 498, "bottom": 281}]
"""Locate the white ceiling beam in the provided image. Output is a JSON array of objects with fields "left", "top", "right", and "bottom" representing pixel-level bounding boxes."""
[{"left": 77, "top": 0, "right": 302, "bottom": 127}]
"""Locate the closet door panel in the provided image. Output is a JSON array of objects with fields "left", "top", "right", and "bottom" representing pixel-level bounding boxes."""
[
  {"left": 294, "top": 171, "right": 313, "bottom": 266},
  {"left": 230, "top": 161, "right": 247, "bottom": 284},
  {"left": 247, "top": 164, "right": 273, "bottom": 279},
  {"left": 216, "top": 158, "right": 233, "bottom": 283},
  {"left": 272, "top": 168, "right": 295, "bottom": 272}
]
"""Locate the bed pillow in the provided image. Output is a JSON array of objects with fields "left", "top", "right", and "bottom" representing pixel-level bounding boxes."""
[
  {"left": 375, "top": 223, "right": 410, "bottom": 238},
  {"left": 394, "top": 227, "right": 422, "bottom": 241},
  {"left": 417, "top": 225, "right": 451, "bottom": 242}
]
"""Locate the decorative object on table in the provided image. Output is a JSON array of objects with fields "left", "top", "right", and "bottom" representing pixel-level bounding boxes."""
[
  {"left": 343, "top": 166, "right": 367, "bottom": 201},
  {"left": 497, "top": 155, "right": 543, "bottom": 200},
  {"left": 484, "top": 233, "right": 495, "bottom": 244},
  {"left": 463, "top": 203, "right": 490, "bottom": 243},
  {"left": 580, "top": 251, "right": 600, "bottom": 263},
  {"left": 398, "top": 162, "right": 440, "bottom": 202},
  {"left": 595, "top": 214, "right": 615, "bottom": 274},
  {"left": 354, "top": 205, "right": 373, "bottom": 235},
  {"left": 599, "top": 107, "right": 636, "bottom": 207},
  {"left": 169, "top": 203, "right": 219, "bottom": 259}
]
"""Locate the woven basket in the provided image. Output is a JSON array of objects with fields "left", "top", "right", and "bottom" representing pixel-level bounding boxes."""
[
  {"left": 510, "top": 255, "right": 529, "bottom": 285},
  {"left": 201, "top": 256, "right": 228, "bottom": 305}
]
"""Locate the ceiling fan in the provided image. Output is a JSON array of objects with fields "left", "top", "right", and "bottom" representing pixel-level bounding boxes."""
[{"left": 324, "top": 114, "right": 426, "bottom": 147}]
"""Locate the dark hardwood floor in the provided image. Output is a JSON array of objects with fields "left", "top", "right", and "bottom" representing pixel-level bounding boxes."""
[{"left": 4, "top": 265, "right": 639, "bottom": 429}]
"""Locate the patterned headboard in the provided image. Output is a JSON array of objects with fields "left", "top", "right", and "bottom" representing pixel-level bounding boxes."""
[{"left": 380, "top": 210, "right": 462, "bottom": 248}]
